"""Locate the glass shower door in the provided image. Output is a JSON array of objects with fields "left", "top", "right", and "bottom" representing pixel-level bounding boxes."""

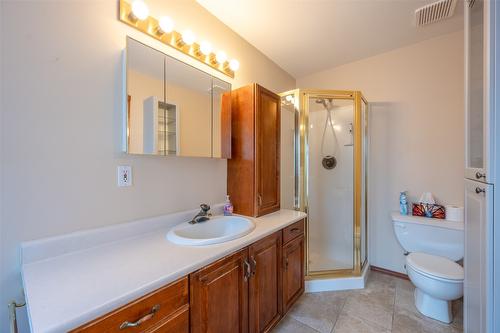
[{"left": 307, "top": 97, "right": 355, "bottom": 273}]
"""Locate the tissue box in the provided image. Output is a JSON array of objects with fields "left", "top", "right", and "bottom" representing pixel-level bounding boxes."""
[{"left": 412, "top": 203, "right": 445, "bottom": 219}]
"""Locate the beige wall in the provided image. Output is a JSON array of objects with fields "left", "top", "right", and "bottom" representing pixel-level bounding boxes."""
[
  {"left": 0, "top": 1, "right": 294, "bottom": 331},
  {"left": 297, "top": 31, "right": 464, "bottom": 274}
]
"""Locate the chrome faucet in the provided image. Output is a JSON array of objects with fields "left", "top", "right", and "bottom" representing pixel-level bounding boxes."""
[{"left": 189, "top": 204, "right": 211, "bottom": 224}]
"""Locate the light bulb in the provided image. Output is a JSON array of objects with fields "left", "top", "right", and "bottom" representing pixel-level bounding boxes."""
[
  {"left": 158, "top": 16, "right": 174, "bottom": 33},
  {"left": 199, "top": 41, "right": 213, "bottom": 56},
  {"left": 131, "top": 0, "right": 149, "bottom": 20},
  {"left": 229, "top": 59, "right": 240, "bottom": 71},
  {"left": 181, "top": 30, "right": 196, "bottom": 45},
  {"left": 216, "top": 50, "right": 227, "bottom": 64},
  {"left": 285, "top": 95, "right": 293, "bottom": 102}
]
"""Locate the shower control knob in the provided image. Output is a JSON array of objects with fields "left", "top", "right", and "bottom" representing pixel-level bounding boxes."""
[{"left": 322, "top": 156, "right": 337, "bottom": 170}]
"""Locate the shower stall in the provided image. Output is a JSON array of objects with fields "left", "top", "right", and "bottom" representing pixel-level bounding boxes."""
[{"left": 280, "top": 89, "right": 368, "bottom": 281}]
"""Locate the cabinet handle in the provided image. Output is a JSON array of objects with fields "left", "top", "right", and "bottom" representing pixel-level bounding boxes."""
[
  {"left": 476, "top": 172, "right": 486, "bottom": 180},
  {"left": 250, "top": 256, "right": 257, "bottom": 276},
  {"left": 284, "top": 257, "right": 289, "bottom": 271},
  {"left": 475, "top": 187, "right": 486, "bottom": 194},
  {"left": 243, "top": 259, "right": 251, "bottom": 281},
  {"left": 119, "top": 304, "right": 160, "bottom": 329},
  {"left": 258, "top": 195, "right": 262, "bottom": 206},
  {"left": 290, "top": 228, "right": 300, "bottom": 233}
]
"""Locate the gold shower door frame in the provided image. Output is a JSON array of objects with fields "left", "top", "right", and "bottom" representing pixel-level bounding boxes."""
[{"left": 280, "top": 89, "right": 368, "bottom": 279}]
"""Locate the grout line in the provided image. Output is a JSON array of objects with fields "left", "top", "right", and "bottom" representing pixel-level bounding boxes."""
[
  {"left": 330, "top": 296, "right": 348, "bottom": 333},
  {"left": 391, "top": 282, "right": 397, "bottom": 332}
]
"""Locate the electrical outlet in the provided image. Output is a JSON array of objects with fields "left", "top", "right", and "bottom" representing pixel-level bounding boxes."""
[{"left": 117, "top": 166, "right": 132, "bottom": 187}]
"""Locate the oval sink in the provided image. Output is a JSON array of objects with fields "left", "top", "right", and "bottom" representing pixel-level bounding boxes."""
[{"left": 167, "top": 216, "right": 256, "bottom": 246}]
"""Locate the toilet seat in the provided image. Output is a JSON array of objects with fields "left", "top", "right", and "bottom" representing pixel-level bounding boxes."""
[{"left": 406, "top": 252, "right": 463, "bottom": 282}]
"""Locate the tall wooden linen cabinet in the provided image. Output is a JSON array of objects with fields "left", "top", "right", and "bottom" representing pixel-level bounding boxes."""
[{"left": 228, "top": 84, "right": 281, "bottom": 217}]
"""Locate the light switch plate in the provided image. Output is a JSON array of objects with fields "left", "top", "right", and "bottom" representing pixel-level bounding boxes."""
[{"left": 117, "top": 166, "right": 132, "bottom": 187}]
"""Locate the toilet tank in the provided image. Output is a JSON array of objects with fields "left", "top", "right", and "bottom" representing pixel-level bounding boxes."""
[{"left": 391, "top": 212, "right": 464, "bottom": 261}]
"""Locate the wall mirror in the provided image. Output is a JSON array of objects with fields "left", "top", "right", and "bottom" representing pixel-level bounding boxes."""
[{"left": 125, "top": 37, "right": 231, "bottom": 158}]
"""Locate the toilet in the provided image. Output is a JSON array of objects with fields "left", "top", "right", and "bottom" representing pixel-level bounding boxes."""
[{"left": 391, "top": 212, "right": 464, "bottom": 323}]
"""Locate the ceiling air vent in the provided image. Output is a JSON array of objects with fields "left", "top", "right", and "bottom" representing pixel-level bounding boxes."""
[{"left": 415, "top": 0, "right": 457, "bottom": 27}]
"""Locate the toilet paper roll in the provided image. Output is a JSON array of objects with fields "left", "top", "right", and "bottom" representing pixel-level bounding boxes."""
[{"left": 445, "top": 205, "right": 464, "bottom": 222}]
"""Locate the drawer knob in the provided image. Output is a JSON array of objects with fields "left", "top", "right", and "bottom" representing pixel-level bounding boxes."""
[
  {"left": 119, "top": 304, "right": 160, "bottom": 329},
  {"left": 476, "top": 172, "right": 486, "bottom": 179},
  {"left": 475, "top": 187, "right": 486, "bottom": 194}
]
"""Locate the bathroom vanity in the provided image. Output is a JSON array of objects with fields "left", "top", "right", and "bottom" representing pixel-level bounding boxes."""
[{"left": 21, "top": 208, "right": 305, "bottom": 333}]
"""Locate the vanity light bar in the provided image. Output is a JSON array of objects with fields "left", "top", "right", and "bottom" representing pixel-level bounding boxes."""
[{"left": 119, "top": 0, "right": 238, "bottom": 78}]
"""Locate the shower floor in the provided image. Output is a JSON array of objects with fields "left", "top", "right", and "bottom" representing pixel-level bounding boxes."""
[{"left": 308, "top": 250, "right": 353, "bottom": 272}]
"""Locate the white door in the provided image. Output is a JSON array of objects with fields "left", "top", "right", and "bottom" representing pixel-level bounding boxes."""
[
  {"left": 464, "top": 179, "right": 493, "bottom": 333},
  {"left": 465, "top": 0, "right": 487, "bottom": 182}
]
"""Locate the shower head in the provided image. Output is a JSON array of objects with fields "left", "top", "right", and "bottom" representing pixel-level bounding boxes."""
[{"left": 315, "top": 98, "right": 333, "bottom": 110}]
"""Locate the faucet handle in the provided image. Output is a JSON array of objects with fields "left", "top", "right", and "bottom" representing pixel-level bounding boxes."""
[{"left": 200, "top": 204, "right": 210, "bottom": 212}]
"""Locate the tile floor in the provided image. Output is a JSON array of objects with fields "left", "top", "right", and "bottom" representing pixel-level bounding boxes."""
[{"left": 272, "top": 271, "right": 463, "bottom": 333}]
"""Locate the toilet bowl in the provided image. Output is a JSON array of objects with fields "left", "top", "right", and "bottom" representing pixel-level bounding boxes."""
[
  {"left": 406, "top": 252, "right": 463, "bottom": 323},
  {"left": 391, "top": 213, "right": 464, "bottom": 323}
]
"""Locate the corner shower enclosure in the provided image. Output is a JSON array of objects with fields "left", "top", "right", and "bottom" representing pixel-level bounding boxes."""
[{"left": 280, "top": 89, "right": 368, "bottom": 279}]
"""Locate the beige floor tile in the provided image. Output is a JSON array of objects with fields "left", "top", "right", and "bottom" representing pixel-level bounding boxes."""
[
  {"left": 393, "top": 307, "right": 462, "bottom": 333},
  {"left": 274, "top": 272, "right": 463, "bottom": 333},
  {"left": 272, "top": 316, "right": 320, "bottom": 333},
  {"left": 395, "top": 278, "right": 414, "bottom": 293},
  {"left": 333, "top": 313, "right": 390, "bottom": 333},
  {"left": 351, "top": 283, "right": 396, "bottom": 310},
  {"left": 451, "top": 299, "right": 463, "bottom": 331},
  {"left": 288, "top": 291, "right": 347, "bottom": 333},
  {"left": 395, "top": 286, "right": 418, "bottom": 314},
  {"left": 342, "top": 294, "right": 394, "bottom": 330},
  {"left": 366, "top": 271, "right": 399, "bottom": 289}
]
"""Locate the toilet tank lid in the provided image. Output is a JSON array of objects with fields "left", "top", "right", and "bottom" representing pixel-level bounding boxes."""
[
  {"left": 407, "top": 252, "right": 464, "bottom": 281},
  {"left": 391, "top": 212, "right": 464, "bottom": 231}
]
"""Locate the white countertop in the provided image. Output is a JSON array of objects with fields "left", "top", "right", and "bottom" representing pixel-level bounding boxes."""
[{"left": 21, "top": 208, "right": 306, "bottom": 333}]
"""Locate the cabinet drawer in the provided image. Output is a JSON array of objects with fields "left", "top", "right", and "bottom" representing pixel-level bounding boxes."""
[
  {"left": 145, "top": 306, "right": 189, "bottom": 333},
  {"left": 71, "top": 277, "right": 188, "bottom": 333},
  {"left": 283, "top": 220, "right": 304, "bottom": 245}
]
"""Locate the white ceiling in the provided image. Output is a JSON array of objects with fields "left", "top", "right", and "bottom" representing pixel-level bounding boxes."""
[{"left": 197, "top": 0, "right": 464, "bottom": 78}]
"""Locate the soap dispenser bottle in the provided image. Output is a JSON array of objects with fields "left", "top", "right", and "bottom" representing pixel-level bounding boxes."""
[
  {"left": 399, "top": 191, "right": 409, "bottom": 215},
  {"left": 223, "top": 195, "right": 234, "bottom": 216}
]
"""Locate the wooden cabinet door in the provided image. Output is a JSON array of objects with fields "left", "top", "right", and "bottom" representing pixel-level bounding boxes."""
[
  {"left": 190, "top": 249, "right": 249, "bottom": 333},
  {"left": 248, "top": 232, "right": 282, "bottom": 333},
  {"left": 255, "top": 85, "right": 280, "bottom": 216},
  {"left": 282, "top": 235, "right": 305, "bottom": 313}
]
